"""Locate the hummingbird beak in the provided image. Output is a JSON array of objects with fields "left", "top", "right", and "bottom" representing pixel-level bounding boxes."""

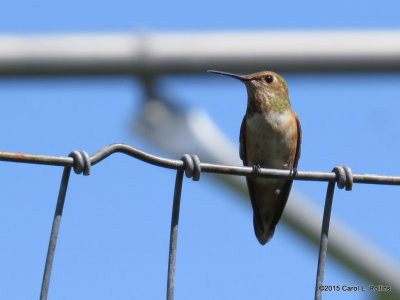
[{"left": 207, "top": 70, "right": 249, "bottom": 82}]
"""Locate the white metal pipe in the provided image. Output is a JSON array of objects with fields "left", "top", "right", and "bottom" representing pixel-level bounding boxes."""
[{"left": 0, "top": 31, "right": 400, "bottom": 76}]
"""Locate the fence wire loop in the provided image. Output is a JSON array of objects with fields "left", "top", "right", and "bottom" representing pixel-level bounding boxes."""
[
  {"left": 332, "top": 166, "right": 353, "bottom": 191},
  {"left": 180, "top": 154, "right": 201, "bottom": 181},
  {"left": 69, "top": 150, "right": 91, "bottom": 175}
]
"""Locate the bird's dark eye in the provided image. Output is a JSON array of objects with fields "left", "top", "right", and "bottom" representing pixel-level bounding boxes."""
[{"left": 264, "top": 75, "right": 274, "bottom": 84}]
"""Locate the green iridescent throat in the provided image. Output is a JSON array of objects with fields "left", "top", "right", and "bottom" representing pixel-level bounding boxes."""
[{"left": 270, "top": 96, "right": 290, "bottom": 112}]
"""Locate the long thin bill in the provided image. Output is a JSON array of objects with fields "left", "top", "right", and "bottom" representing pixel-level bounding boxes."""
[{"left": 207, "top": 70, "right": 248, "bottom": 81}]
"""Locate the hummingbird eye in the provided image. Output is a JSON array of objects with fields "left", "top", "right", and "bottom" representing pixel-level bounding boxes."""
[{"left": 264, "top": 75, "right": 274, "bottom": 84}]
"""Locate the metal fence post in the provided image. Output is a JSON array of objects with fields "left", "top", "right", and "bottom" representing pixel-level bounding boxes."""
[
  {"left": 40, "top": 166, "right": 72, "bottom": 300},
  {"left": 166, "top": 169, "right": 185, "bottom": 300},
  {"left": 315, "top": 166, "right": 353, "bottom": 300}
]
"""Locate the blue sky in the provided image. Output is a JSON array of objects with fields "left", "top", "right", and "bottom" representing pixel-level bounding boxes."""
[{"left": 0, "top": 1, "right": 400, "bottom": 299}]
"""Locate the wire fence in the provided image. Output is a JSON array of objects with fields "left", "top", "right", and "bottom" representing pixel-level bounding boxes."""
[{"left": 1, "top": 143, "right": 399, "bottom": 300}]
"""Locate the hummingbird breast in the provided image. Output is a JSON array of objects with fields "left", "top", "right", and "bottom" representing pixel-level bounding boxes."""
[{"left": 245, "top": 110, "right": 298, "bottom": 169}]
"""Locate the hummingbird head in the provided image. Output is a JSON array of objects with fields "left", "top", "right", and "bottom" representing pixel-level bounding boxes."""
[{"left": 207, "top": 70, "right": 291, "bottom": 113}]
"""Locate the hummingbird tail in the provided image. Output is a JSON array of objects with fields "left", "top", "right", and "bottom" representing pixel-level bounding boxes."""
[
  {"left": 253, "top": 216, "right": 275, "bottom": 245},
  {"left": 246, "top": 177, "right": 293, "bottom": 245}
]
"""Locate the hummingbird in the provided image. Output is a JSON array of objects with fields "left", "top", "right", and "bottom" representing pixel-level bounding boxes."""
[{"left": 208, "top": 70, "right": 301, "bottom": 245}]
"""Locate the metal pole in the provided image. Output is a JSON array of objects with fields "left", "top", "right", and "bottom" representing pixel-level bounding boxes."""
[{"left": 1, "top": 31, "right": 400, "bottom": 76}]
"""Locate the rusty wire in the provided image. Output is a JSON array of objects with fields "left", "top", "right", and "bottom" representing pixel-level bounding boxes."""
[
  {"left": 2, "top": 143, "right": 400, "bottom": 185},
  {"left": 1, "top": 143, "right": 399, "bottom": 300}
]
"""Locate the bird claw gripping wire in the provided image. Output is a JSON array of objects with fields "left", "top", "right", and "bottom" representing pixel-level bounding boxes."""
[
  {"left": 252, "top": 164, "right": 262, "bottom": 176},
  {"left": 289, "top": 167, "right": 298, "bottom": 179},
  {"left": 180, "top": 154, "right": 201, "bottom": 181},
  {"left": 69, "top": 150, "right": 91, "bottom": 175},
  {"left": 332, "top": 166, "right": 353, "bottom": 191}
]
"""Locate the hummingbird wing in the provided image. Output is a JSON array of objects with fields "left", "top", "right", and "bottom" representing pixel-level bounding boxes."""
[
  {"left": 239, "top": 115, "right": 247, "bottom": 163},
  {"left": 292, "top": 111, "right": 302, "bottom": 169}
]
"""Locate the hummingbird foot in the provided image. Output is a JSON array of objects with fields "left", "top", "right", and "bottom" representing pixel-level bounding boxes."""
[
  {"left": 252, "top": 164, "right": 262, "bottom": 176},
  {"left": 289, "top": 167, "right": 298, "bottom": 179}
]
